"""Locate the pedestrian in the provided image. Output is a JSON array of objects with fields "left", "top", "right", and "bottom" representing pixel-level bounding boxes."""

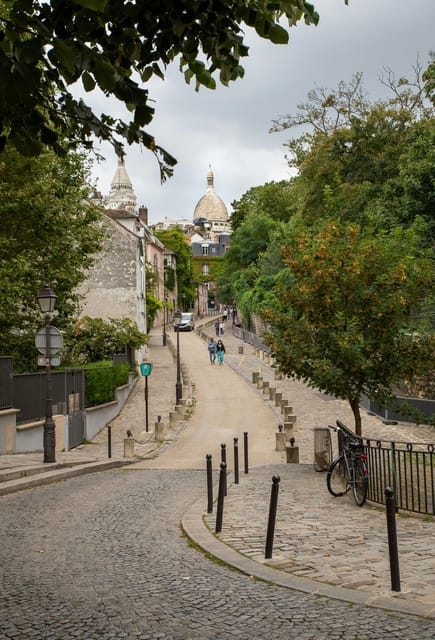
[
  {"left": 208, "top": 337, "right": 217, "bottom": 364},
  {"left": 223, "top": 307, "right": 228, "bottom": 322},
  {"left": 219, "top": 321, "right": 224, "bottom": 335},
  {"left": 216, "top": 339, "right": 225, "bottom": 365},
  {"left": 215, "top": 320, "right": 220, "bottom": 336}
]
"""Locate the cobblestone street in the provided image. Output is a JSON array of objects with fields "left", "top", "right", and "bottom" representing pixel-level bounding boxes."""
[{"left": 1, "top": 469, "right": 435, "bottom": 640}]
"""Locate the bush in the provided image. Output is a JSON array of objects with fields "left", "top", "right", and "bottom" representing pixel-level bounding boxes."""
[{"left": 84, "top": 362, "right": 130, "bottom": 407}]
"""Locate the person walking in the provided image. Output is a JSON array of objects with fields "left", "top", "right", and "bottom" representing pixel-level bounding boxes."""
[
  {"left": 219, "top": 321, "right": 224, "bottom": 335},
  {"left": 207, "top": 337, "right": 217, "bottom": 364},
  {"left": 215, "top": 320, "right": 220, "bottom": 336},
  {"left": 216, "top": 339, "right": 225, "bottom": 365}
]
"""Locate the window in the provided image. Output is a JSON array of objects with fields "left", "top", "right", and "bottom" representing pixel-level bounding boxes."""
[
  {"left": 201, "top": 245, "right": 209, "bottom": 256},
  {"left": 202, "top": 263, "right": 209, "bottom": 275}
]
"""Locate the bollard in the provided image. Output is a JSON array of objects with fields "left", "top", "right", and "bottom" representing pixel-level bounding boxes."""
[
  {"left": 215, "top": 462, "right": 227, "bottom": 533},
  {"left": 206, "top": 454, "right": 213, "bottom": 514},
  {"left": 275, "top": 431, "right": 286, "bottom": 452},
  {"left": 274, "top": 392, "right": 282, "bottom": 407},
  {"left": 233, "top": 437, "right": 239, "bottom": 484},
  {"left": 107, "top": 425, "right": 112, "bottom": 459},
  {"left": 265, "top": 475, "right": 280, "bottom": 559},
  {"left": 269, "top": 387, "right": 276, "bottom": 401},
  {"left": 221, "top": 443, "right": 227, "bottom": 496},
  {"left": 243, "top": 431, "right": 249, "bottom": 474},
  {"left": 262, "top": 381, "right": 270, "bottom": 395},
  {"left": 286, "top": 437, "right": 299, "bottom": 463},
  {"left": 256, "top": 376, "right": 263, "bottom": 390},
  {"left": 252, "top": 371, "right": 260, "bottom": 384},
  {"left": 124, "top": 437, "right": 135, "bottom": 458},
  {"left": 385, "top": 487, "right": 401, "bottom": 592},
  {"left": 238, "top": 345, "right": 243, "bottom": 355}
]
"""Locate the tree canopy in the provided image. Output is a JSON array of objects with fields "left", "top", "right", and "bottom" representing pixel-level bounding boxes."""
[
  {"left": 154, "top": 226, "right": 195, "bottom": 309},
  {"left": 264, "top": 222, "right": 434, "bottom": 433},
  {"left": 0, "top": 0, "right": 322, "bottom": 177},
  {"left": 0, "top": 146, "right": 103, "bottom": 371},
  {"left": 222, "top": 62, "right": 434, "bottom": 428}
]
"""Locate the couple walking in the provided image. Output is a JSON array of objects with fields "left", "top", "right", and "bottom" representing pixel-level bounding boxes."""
[{"left": 207, "top": 337, "right": 225, "bottom": 365}]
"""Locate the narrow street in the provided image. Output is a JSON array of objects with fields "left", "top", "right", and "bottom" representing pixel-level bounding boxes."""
[{"left": 0, "top": 326, "right": 434, "bottom": 639}]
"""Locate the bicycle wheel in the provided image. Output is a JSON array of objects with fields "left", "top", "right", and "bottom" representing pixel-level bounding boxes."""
[
  {"left": 327, "top": 456, "right": 349, "bottom": 497},
  {"left": 352, "top": 457, "right": 368, "bottom": 506}
]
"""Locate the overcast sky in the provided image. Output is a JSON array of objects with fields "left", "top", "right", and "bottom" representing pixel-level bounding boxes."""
[{"left": 88, "top": 0, "right": 435, "bottom": 225}]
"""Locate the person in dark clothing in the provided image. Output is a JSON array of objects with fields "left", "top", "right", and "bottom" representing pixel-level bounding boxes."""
[{"left": 216, "top": 339, "right": 225, "bottom": 365}]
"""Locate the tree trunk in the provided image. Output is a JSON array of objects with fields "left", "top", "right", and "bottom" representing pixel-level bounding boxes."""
[{"left": 349, "top": 396, "right": 362, "bottom": 436}]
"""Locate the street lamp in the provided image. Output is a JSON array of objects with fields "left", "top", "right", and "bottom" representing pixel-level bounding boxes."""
[
  {"left": 173, "top": 310, "right": 182, "bottom": 404},
  {"left": 162, "top": 296, "right": 168, "bottom": 346},
  {"left": 37, "top": 285, "right": 57, "bottom": 463}
]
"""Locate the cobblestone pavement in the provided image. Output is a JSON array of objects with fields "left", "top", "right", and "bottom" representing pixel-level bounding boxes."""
[
  {"left": 1, "top": 469, "right": 435, "bottom": 640},
  {"left": 1, "top": 320, "right": 434, "bottom": 638}
]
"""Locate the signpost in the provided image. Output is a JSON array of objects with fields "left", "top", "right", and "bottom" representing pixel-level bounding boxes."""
[{"left": 140, "top": 362, "right": 153, "bottom": 432}]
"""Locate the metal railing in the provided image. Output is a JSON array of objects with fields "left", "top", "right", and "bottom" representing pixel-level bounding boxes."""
[
  {"left": 364, "top": 437, "right": 434, "bottom": 515},
  {"left": 232, "top": 326, "right": 272, "bottom": 353}
]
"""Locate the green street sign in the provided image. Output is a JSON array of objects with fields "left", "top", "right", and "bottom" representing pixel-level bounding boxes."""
[{"left": 140, "top": 362, "right": 153, "bottom": 377}]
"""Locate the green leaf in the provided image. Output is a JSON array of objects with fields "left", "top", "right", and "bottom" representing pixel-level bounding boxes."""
[
  {"left": 82, "top": 70, "right": 96, "bottom": 92},
  {"left": 268, "top": 24, "right": 289, "bottom": 45}
]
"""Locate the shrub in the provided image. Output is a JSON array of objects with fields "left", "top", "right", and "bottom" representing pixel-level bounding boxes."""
[{"left": 84, "top": 362, "right": 130, "bottom": 407}]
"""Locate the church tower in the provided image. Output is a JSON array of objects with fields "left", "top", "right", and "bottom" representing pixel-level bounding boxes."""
[{"left": 105, "top": 156, "right": 137, "bottom": 213}]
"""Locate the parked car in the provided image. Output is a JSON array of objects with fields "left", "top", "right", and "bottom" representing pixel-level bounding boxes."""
[{"left": 174, "top": 312, "right": 195, "bottom": 332}]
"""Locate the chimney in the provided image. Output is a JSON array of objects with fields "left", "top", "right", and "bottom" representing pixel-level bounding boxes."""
[{"left": 138, "top": 206, "right": 148, "bottom": 225}]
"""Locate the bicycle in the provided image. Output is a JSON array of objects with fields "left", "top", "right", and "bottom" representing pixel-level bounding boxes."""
[{"left": 326, "top": 420, "right": 369, "bottom": 507}]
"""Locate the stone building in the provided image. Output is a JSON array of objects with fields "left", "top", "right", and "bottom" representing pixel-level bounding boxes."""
[
  {"left": 190, "top": 167, "right": 232, "bottom": 309},
  {"left": 79, "top": 158, "right": 169, "bottom": 355}
]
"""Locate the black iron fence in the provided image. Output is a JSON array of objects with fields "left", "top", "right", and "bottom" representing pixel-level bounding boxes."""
[
  {"left": 13, "top": 369, "right": 85, "bottom": 424},
  {"left": 363, "top": 437, "right": 434, "bottom": 516}
]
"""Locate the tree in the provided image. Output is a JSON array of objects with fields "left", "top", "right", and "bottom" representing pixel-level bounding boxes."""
[
  {"left": 0, "top": 0, "right": 321, "bottom": 177},
  {"left": 0, "top": 146, "right": 103, "bottom": 371},
  {"left": 65, "top": 316, "right": 147, "bottom": 364},
  {"left": 154, "top": 227, "right": 195, "bottom": 309},
  {"left": 264, "top": 221, "right": 434, "bottom": 434}
]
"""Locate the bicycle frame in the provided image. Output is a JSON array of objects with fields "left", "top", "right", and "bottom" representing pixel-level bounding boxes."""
[{"left": 327, "top": 423, "right": 368, "bottom": 506}]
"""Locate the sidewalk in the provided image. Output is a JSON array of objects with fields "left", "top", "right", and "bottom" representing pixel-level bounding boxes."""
[{"left": 1, "top": 319, "right": 434, "bottom": 619}]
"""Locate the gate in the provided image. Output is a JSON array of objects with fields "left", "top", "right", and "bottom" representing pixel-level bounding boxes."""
[{"left": 13, "top": 368, "right": 85, "bottom": 450}]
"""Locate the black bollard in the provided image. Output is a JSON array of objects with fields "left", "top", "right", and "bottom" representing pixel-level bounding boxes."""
[
  {"left": 265, "top": 475, "right": 280, "bottom": 559},
  {"left": 206, "top": 454, "right": 213, "bottom": 514},
  {"left": 108, "top": 425, "right": 112, "bottom": 459},
  {"left": 233, "top": 437, "right": 239, "bottom": 484},
  {"left": 385, "top": 487, "right": 401, "bottom": 592},
  {"left": 221, "top": 443, "right": 227, "bottom": 496},
  {"left": 215, "top": 462, "right": 227, "bottom": 533},
  {"left": 243, "top": 431, "right": 249, "bottom": 474}
]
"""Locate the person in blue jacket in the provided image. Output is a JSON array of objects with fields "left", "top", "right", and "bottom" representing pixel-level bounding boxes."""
[{"left": 207, "top": 337, "right": 217, "bottom": 364}]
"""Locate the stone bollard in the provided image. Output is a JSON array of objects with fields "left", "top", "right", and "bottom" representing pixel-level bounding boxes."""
[
  {"left": 284, "top": 423, "right": 296, "bottom": 441},
  {"left": 256, "top": 376, "right": 263, "bottom": 390},
  {"left": 238, "top": 345, "right": 244, "bottom": 355},
  {"left": 124, "top": 438, "right": 135, "bottom": 458},
  {"left": 262, "top": 381, "right": 270, "bottom": 395},
  {"left": 155, "top": 420, "right": 165, "bottom": 442},
  {"left": 274, "top": 392, "right": 282, "bottom": 407},
  {"left": 274, "top": 369, "right": 283, "bottom": 380},
  {"left": 275, "top": 431, "right": 286, "bottom": 452},
  {"left": 283, "top": 405, "right": 294, "bottom": 421},
  {"left": 286, "top": 439, "right": 299, "bottom": 464},
  {"left": 252, "top": 371, "right": 260, "bottom": 384},
  {"left": 280, "top": 398, "right": 289, "bottom": 410},
  {"left": 169, "top": 411, "right": 179, "bottom": 428},
  {"left": 269, "top": 387, "right": 276, "bottom": 401}
]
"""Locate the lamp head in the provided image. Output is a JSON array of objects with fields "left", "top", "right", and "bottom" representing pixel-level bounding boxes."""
[{"left": 37, "top": 285, "right": 57, "bottom": 314}]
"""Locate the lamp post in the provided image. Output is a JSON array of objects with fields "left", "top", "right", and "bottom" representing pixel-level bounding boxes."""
[
  {"left": 162, "top": 296, "right": 167, "bottom": 346},
  {"left": 37, "top": 285, "right": 57, "bottom": 463},
  {"left": 174, "top": 310, "right": 182, "bottom": 404}
]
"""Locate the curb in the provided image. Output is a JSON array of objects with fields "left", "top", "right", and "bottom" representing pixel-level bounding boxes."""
[
  {"left": 0, "top": 459, "right": 135, "bottom": 497},
  {"left": 181, "top": 492, "right": 434, "bottom": 620}
]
